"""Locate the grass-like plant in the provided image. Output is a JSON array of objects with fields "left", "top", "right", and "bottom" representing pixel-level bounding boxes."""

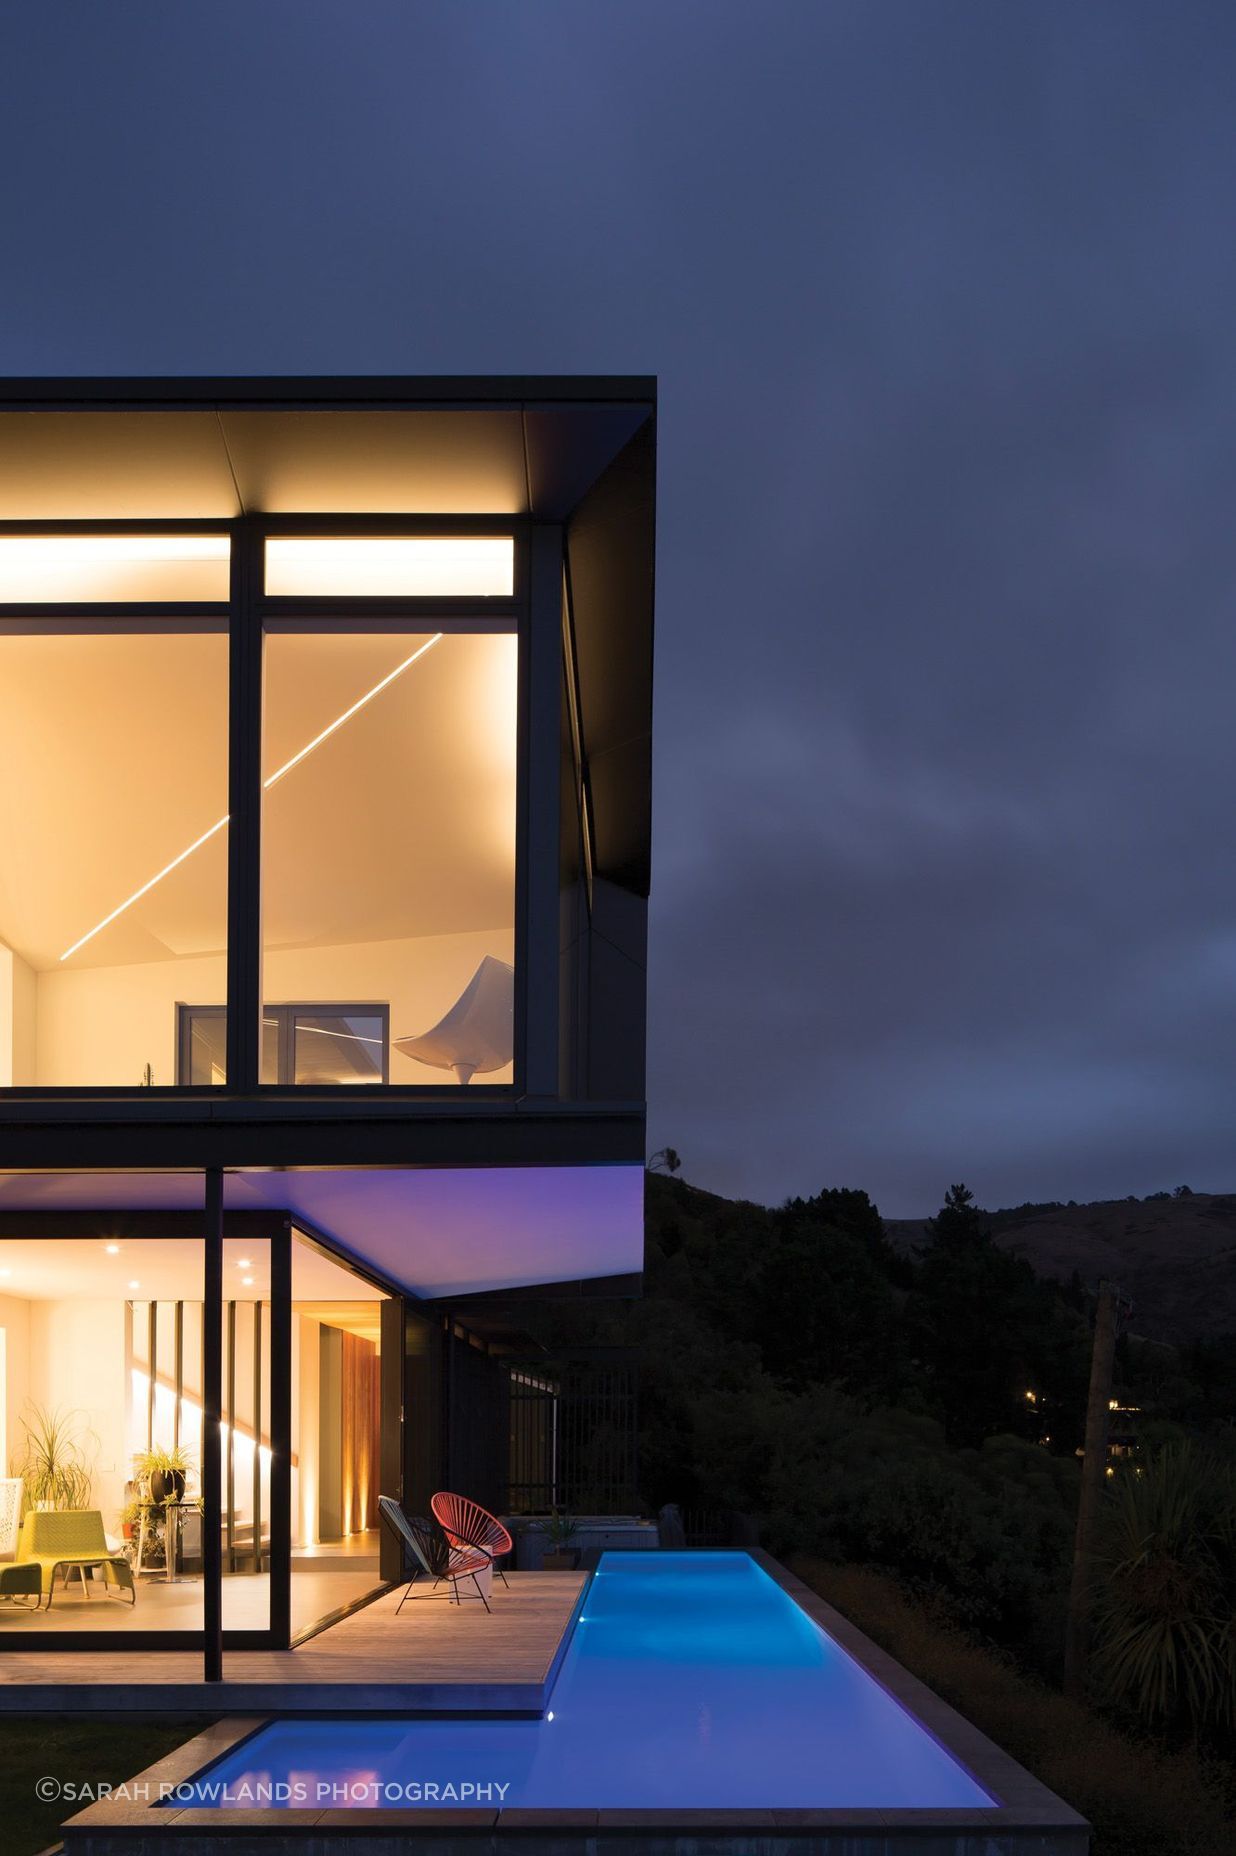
[
  {"left": 544, "top": 1510, "right": 579, "bottom": 1549},
  {"left": 1090, "top": 1442, "right": 1236, "bottom": 1731},
  {"left": 12, "top": 1403, "right": 96, "bottom": 1511}
]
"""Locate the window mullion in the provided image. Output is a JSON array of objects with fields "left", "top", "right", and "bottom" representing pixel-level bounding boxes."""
[{"left": 226, "top": 519, "right": 264, "bottom": 1093}]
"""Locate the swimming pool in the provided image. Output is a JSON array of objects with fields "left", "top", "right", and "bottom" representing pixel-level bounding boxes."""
[{"left": 182, "top": 1552, "right": 994, "bottom": 1811}]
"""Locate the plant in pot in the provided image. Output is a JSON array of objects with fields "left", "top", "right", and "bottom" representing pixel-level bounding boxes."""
[
  {"left": 134, "top": 1443, "right": 194, "bottom": 1507},
  {"left": 13, "top": 1404, "right": 96, "bottom": 1510},
  {"left": 119, "top": 1495, "right": 144, "bottom": 1543},
  {"left": 542, "top": 1511, "right": 580, "bottom": 1571}
]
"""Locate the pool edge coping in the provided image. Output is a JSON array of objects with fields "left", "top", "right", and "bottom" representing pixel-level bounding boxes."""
[{"left": 59, "top": 1548, "right": 1091, "bottom": 1849}]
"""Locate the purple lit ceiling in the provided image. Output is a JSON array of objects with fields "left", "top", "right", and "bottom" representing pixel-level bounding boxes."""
[{"left": 0, "top": 1164, "right": 644, "bottom": 1297}]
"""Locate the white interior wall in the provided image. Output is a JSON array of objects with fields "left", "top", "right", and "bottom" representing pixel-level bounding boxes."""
[
  {"left": 0, "top": 944, "right": 36, "bottom": 1087},
  {"left": 21, "top": 924, "right": 513, "bottom": 1086},
  {"left": 0, "top": 1292, "right": 31, "bottom": 1481},
  {"left": 27, "top": 1299, "right": 128, "bottom": 1533}
]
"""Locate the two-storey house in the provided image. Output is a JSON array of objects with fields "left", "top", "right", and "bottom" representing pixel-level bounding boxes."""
[{"left": 0, "top": 375, "right": 654, "bottom": 1666}]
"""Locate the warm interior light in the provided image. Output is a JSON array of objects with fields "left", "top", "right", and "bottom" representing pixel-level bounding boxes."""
[
  {"left": 128, "top": 1278, "right": 141, "bottom": 1289},
  {"left": 237, "top": 1258, "right": 253, "bottom": 1269},
  {"left": 262, "top": 634, "right": 441, "bottom": 791},
  {"left": 0, "top": 1267, "right": 11, "bottom": 1279},
  {"left": 0, "top": 534, "right": 230, "bottom": 602},
  {"left": 58, "top": 633, "right": 442, "bottom": 961},
  {"left": 59, "top": 814, "right": 230, "bottom": 961},
  {"left": 105, "top": 1243, "right": 121, "bottom": 1255},
  {"left": 265, "top": 535, "right": 513, "bottom": 598},
  {"left": 242, "top": 1276, "right": 255, "bottom": 1287}
]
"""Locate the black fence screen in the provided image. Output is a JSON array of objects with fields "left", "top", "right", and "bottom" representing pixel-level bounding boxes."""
[{"left": 507, "top": 1358, "right": 638, "bottom": 1513}]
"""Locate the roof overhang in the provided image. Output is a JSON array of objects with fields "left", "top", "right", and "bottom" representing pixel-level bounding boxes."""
[
  {"left": 0, "top": 1162, "right": 645, "bottom": 1299},
  {"left": 0, "top": 375, "right": 655, "bottom": 522}
]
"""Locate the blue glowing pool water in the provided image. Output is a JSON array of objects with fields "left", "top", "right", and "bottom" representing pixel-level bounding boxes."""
[{"left": 187, "top": 1553, "right": 994, "bottom": 1810}]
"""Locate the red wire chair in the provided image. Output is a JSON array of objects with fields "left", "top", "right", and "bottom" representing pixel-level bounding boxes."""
[
  {"left": 378, "top": 1497, "right": 493, "bottom": 1613},
  {"left": 430, "top": 1491, "right": 513, "bottom": 1589}
]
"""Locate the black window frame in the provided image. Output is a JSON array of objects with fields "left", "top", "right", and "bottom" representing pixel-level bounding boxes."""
[
  {"left": 0, "top": 512, "right": 534, "bottom": 1101},
  {"left": 178, "top": 1002, "right": 392, "bottom": 1087}
]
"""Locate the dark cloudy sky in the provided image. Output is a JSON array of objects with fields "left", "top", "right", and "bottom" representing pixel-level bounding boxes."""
[{"left": 4, "top": 2, "right": 1235, "bottom": 1215}]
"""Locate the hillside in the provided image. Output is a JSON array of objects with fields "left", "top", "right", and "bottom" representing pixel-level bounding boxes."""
[{"left": 885, "top": 1192, "right": 1236, "bottom": 1343}]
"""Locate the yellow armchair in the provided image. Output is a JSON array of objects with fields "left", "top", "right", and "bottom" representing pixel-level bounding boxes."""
[{"left": 18, "top": 1509, "right": 136, "bottom": 1606}]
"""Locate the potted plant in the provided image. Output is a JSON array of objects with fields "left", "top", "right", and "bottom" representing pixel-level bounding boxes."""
[
  {"left": 134, "top": 1443, "right": 194, "bottom": 1506},
  {"left": 12, "top": 1404, "right": 95, "bottom": 1510},
  {"left": 542, "top": 1511, "right": 580, "bottom": 1571}
]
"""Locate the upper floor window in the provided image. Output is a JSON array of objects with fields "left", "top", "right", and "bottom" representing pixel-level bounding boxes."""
[
  {"left": 0, "top": 525, "right": 518, "bottom": 1092},
  {"left": 264, "top": 535, "right": 513, "bottom": 598},
  {"left": 260, "top": 623, "right": 516, "bottom": 1087},
  {"left": 0, "top": 608, "right": 230, "bottom": 1087},
  {"left": 0, "top": 533, "right": 230, "bottom": 602}
]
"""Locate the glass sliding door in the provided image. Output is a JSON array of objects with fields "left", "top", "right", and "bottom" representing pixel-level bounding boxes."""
[
  {"left": 0, "top": 1232, "right": 205, "bottom": 1634},
  {"left": 218, "top": 1236, "right": 272, "bottom": 1634},
  {"left": 290, "top": 1230, "right": 390, "bottom": 1637}
]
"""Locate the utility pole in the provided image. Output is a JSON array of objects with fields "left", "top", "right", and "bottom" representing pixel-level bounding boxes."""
[{"left": 1063, "top": 1279, "right": 1120, "bottom": 1699}]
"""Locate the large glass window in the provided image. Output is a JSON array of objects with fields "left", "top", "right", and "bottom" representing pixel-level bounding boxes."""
[
  {"left": 219, "top": 1236, "right": 271, "bottom": 1634},
  {"left": 265, "top": 535, "right": 513, "bottom": 598},
  {"left": 0, "top": 534, "right": 230, "bottom": 603},
  {"left": 0, "top": 616, "right": 229, "bottom": 1086},
  {"left": 291, "top": 1231, "right": 389, "bottom": 1637},
  {"left": 178, "top": 1003, "right": 390, "bottom": 1085},
  {"left": 0, "top": 1230, "right": 274, "bottom": 1636},
  {"left": 261, "top": 626, "right": 517, "bottom": 1086},
  {"left": 0, "top": 1233, "right": 205, "bottom": 1634}
]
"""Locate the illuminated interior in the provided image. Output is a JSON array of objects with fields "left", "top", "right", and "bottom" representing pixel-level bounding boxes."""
[
  {"left": 0, "top": 536, "right": 518, "bottom": 1088},
  {"left": 260, "top": 628, "right": 517, "bottom": 1086},
  {"left": 264, "top": 535, "right": 514, "bottom": 598},
  {"left": 291, "top": 1231, "right": 386, "bottom": 1621},
  {"left": 0, "top": 624, "right": 230, "bottom": 1087},
  {"left": 0, "top": 1232, "right": 386, "bottom": 1635},
  {"left": 0, "top": 534, "right": 230, "bottom": 603}
]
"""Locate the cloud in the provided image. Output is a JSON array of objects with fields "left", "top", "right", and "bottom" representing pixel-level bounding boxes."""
[{"left": 3, "top": 1, "right": 1236, "bottom": 1213}]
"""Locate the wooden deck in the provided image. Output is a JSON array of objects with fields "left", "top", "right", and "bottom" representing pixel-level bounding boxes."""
[{"left": 0, "top": 1571, "right": 586, "bottom": 1715}]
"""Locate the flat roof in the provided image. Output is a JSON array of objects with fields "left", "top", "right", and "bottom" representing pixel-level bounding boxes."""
[{"left": 0, "top": 374, "right": 656, "bottom": 410}]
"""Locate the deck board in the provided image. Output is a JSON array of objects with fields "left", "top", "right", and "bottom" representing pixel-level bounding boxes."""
[{"left": 0, "top": 1572, "right": 586, "bottom": 1715}]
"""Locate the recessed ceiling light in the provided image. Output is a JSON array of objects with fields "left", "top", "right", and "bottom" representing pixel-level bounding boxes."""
[
  {"left": 128, "top": 1279, "right": 141, "bottom": 1289},
  {"left": 105, "top": 1243, "right": 121, "bottom": 1255},
  {"left": 0, "top": 1267, "right": 11, "bottom": 1279},
  {"left": 237, "top": 1258, "right": 253, "bottom": 1268},
  {"left": 242, "top": 1276, "right": 255, "bottom": 1287}
]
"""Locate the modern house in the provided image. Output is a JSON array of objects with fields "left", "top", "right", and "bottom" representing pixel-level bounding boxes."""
[{"left": 0, "top": 375, "right": 655, "bottom": 1666}]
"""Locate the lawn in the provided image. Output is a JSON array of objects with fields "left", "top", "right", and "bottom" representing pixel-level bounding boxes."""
[
  {"left": 794, "top": 1557, "right": 1235, "bottom": 1856},
  {"left": 2, "top": 1716, "right": 214, "bottom": 1856}
]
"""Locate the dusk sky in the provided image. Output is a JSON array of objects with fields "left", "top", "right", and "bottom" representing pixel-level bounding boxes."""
[{"left": 4, "top": 3, "right": 1235, "bottom": 1216}]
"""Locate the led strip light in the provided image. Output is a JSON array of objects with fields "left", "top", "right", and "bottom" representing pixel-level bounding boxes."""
[{"left": 59, "top": 633, "right": 443, "bottom": 962}]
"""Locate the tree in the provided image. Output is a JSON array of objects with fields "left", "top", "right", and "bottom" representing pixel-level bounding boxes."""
[
  {"left": 648, "top": 1147, "right": 682, "bottom": 1175},
  {"left": 905, "top": 1184, "right": 1067, "bottom": 1447},
  {"left": 927, "top": 1182, "right": 989, "bottom": 1248}
]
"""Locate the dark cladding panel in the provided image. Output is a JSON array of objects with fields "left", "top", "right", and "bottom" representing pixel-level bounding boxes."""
[
  {"left": 402, "top": 1303, "right": 444, "bottom": 1519},
  {"left": 379, "top": 1296, "right": 405, "bottom": 1581},
  {"left": 584, "top": 878, "right": 648, "bottom": 1103},
  {"left": 524, "top": 406, "right": 652, "bottom": 519},
  {"left": 564, "top": 420, "right": 655, "bottom": 897},
  {"left": 445, "top": 1329, "right": 510, "bottom": 1517}
]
